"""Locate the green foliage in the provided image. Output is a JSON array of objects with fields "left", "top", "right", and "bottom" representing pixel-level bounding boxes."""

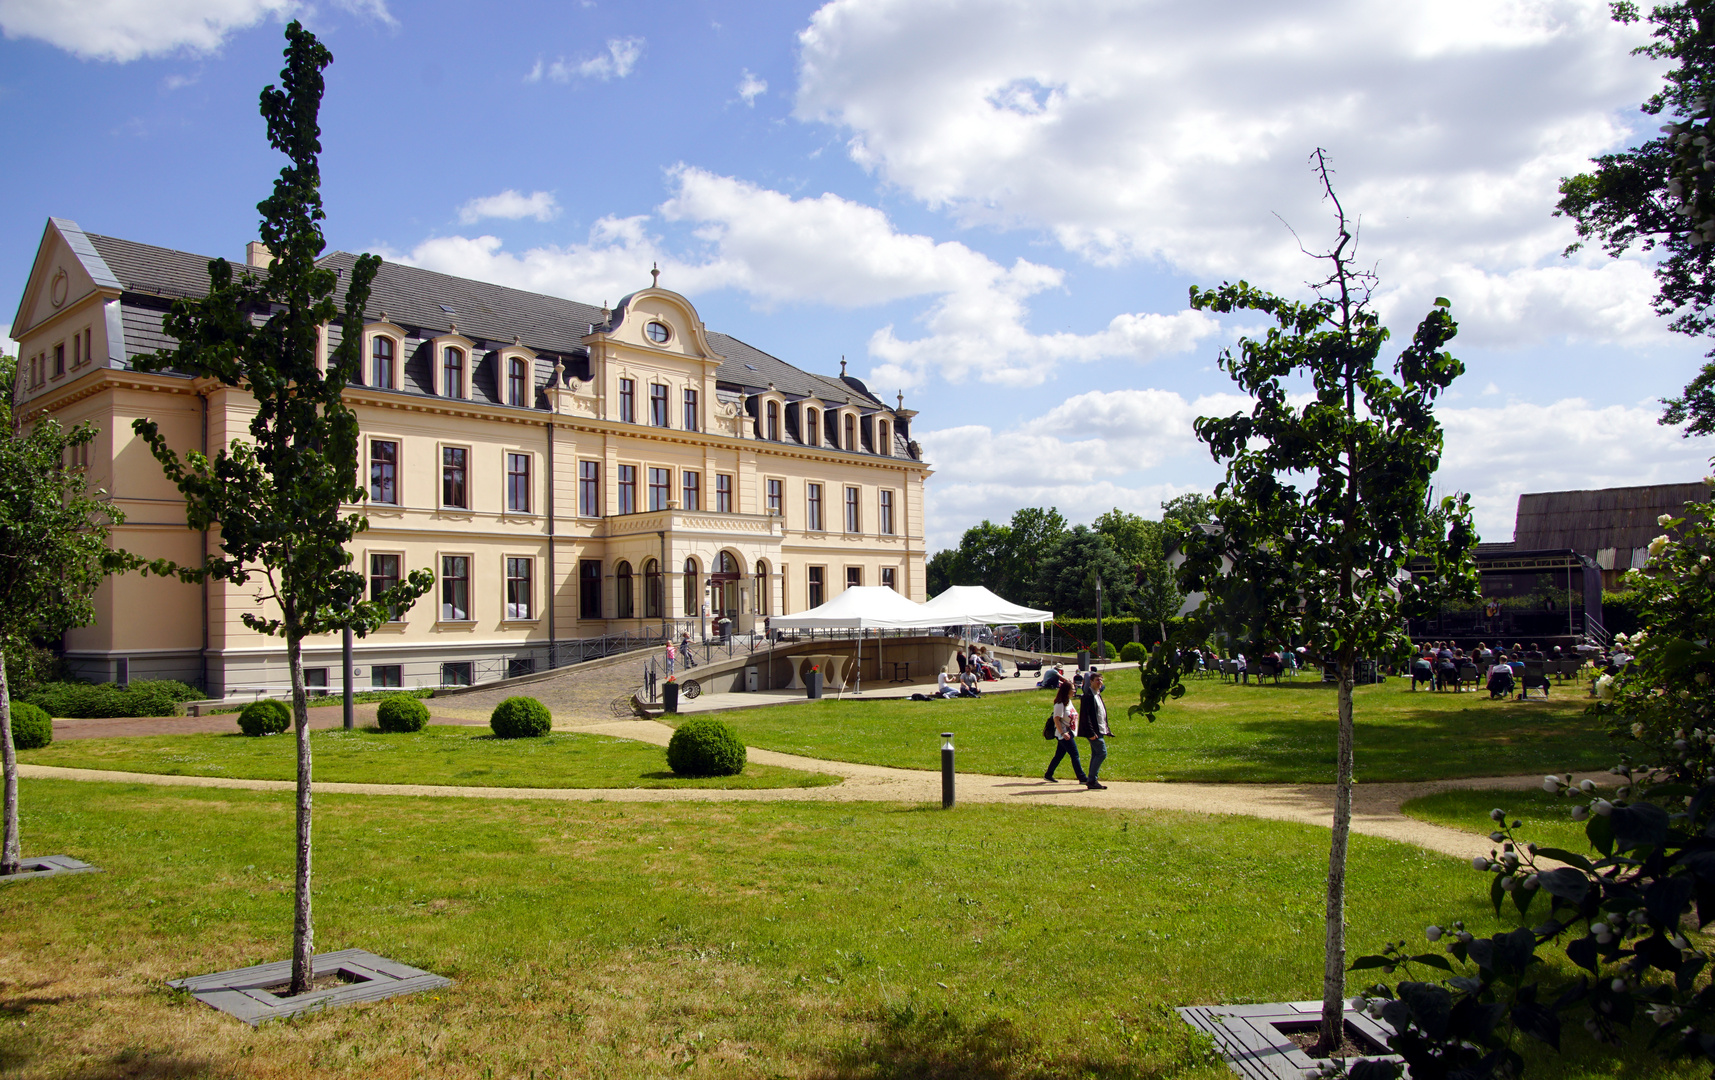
[
  {"left": 1047, "top": 618, "right": 1135, "bottom": 657},
  {"left": 1555, "top": 1, "right": 1715, "bottom": 435},
  {"left": 7, "top": 701, "right": 51, "bottom": 750},
  {"left": 926, "top": 548, "right": 961, "bottom": 597},
  {"left": 3, "top": 639, "right": 70, "bottom": 697},
  {"left": 1037, "top": 526, "right": 1135, "bottom": 619},
  {"left": 490, "top": 696, "right": 552, "bottom": 739},
  {"left": 374, "top": 693, "right": 428, "bottom": 733},
  {"left": 666, "top": 717, "right": 747, "bottom": 777},
  {"left": 928, "top": 506, "right": 1069, "bottom": 604},
  {"left": 1119, "top": 642, "right": 1146, "bottom": 663},
  {"left": 1599, "top": 590, "right": 1645, "bottom": 636},
  {"left": 21, "top": 680, "right": 195, "bottom": 719},
  {"left": 237, "top": 699, "right": 291, "bottom": 737}
]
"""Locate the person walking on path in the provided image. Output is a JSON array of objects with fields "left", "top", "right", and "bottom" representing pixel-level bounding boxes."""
[
  {"left": 664, "top": 640, "right": 677, "bottom": 677},
  {"left": 1044, "top": 681, "right": 1086, "bottom": 783},
  {"left": 679, "top": 630, "right": 697, "bottom": 669},
  {"left": 1078, "top": 671, "right": 1111, "bottom": 789}
]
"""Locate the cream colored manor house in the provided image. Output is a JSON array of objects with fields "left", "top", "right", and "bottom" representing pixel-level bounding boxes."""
[{"left": 9, "top": 218, "right": 931, "bottom": 697}]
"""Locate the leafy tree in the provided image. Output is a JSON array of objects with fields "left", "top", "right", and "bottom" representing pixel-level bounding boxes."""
[
  {"left": 0, "top": 353, "right": 135, "bottom": 874},
  {"left": 1556, "top": 0, "right": 1715, "bottom": 435},
  {"left": 1095, "top": 509, "right": 1181, "bottom": 630},
  {"left": 1152, "top": 152, "right": 1480, "bottom": 1052},
  {"left": 1005, "top": 506, "right": 1067, "bottom": 605},
  {"left": 925, "top": 548, "right": 963, "bottom": 597},
  {"left": 1160, "top": 492, "right": 1217, "bottom": 551},
  {"left": 1093, "top": 508, "right": 1153, "bottom": 564},
  {"left": 131, "top": 23, "right": 431, "bottom": 991},
  {"left": 955, "top": 519, "right": 1014, "bottom": 593},
  {"left": 1037, "top": 526, "right": 1136, "bottom": 619}
]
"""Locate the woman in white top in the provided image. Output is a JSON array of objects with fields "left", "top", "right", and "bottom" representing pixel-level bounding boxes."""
[
  {"left": 935, "top": 670, "right": 959, "bottom": 698},
  {"left": 1044, "top": 681, "right": 1087, "bottom": 783}
]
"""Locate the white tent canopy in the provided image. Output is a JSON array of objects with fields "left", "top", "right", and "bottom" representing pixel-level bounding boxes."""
[
  {"left": 769, "top": 585, "right": 942, "bottom": 630},
  {"left": 918, "top": 585, "right": 1052, "bottom": 625}
]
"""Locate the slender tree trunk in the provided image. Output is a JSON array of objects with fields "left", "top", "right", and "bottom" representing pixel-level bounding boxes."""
[
  {"left": 0, "top": 645, "right": 19, "bottom": 876},
  {"left": 1317, "top": 647, "right": 1357, "bottom": 1053},
  {"left": 287, "top": 625, "right": 314, "bottom": 993}
]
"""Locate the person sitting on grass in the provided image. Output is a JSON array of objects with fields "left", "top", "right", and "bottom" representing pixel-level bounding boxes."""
[
  {"left": 1487, "top": 652, "right": 1515, "bottom": 699},
  {"left": 959, "top": 668, "right": 983, "bottom": 697},
  {"left": 934, "top": 670, "right": 960, "bottom": 698},
  {"left": 1037, "top": 664, "right": 1065, "bottom": 690}
]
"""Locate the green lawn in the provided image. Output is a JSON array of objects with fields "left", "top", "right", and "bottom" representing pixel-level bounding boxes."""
[
  {"left": 1402, "top": 786, "right": 1603, "bottom": 851},
  {"left": 20, "top": 725, "right": 838, "bottom": 790},
  {"left": 0, "top": 778, "right": 1687, "bottom": 1079},
  {"left": 693, "top": 670, "right": 1616, "bottom": 783}
]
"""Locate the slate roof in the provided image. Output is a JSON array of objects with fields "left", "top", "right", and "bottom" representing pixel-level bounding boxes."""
[{"left": 83, "top": 232, "right": 891, "bottom": 416}]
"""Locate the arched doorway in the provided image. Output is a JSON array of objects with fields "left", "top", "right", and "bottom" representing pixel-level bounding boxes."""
[
  {"left": 616, "top": 561, "right": 634, "bottom": 619},
  {"left": 712, "top": 550, "right": 742, "bottom": 625}
]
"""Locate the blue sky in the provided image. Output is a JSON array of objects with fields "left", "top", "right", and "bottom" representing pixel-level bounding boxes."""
[{"left": 3, "top": 0, "right": 1713, "bottom": 550}]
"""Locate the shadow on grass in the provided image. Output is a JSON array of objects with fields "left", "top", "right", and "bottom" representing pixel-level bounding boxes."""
[
  {"left": 818, "top": 1005, "right": 1035, "bottom": 1080},
  {"left": 64, "top": 1051, "right": 214, "bottom": 1079}
]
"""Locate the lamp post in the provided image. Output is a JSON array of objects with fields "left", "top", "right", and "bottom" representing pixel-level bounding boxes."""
[
  {"left": 1095, "top": 573, "right": 1104, "bottom": 665},
  {"left": 941, "top": 732, "right": 955, "bottom": 809},
  {"left": 342, "top": 621, "right": 354, "bottom": 731}
]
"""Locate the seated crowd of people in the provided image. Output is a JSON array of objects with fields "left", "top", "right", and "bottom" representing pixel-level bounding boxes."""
[{"left": 1407, "top": 640, "right": 1587, "bottom": 699}]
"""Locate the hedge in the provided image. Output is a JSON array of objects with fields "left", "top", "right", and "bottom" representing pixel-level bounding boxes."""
[
  {"left": 22, "top": 679, "right": 200, "bottom": 719},
  {"left": 1041, "top": 619, "right": 1145, "bottom": 659},
  {"left": 8, "top": 701, "right": 53, "bottom": 750}
]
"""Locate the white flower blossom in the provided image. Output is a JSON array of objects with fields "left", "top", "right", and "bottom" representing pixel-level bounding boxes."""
[
  {"left": 1650, "top": 535, "right": 1671, "bottom": 558},
  {"left": 1661, "top": 513, "right": 1676, "bottom": 526},
  {"left": 1598, "top": 675, "right": 1617, "bottom": 702}
]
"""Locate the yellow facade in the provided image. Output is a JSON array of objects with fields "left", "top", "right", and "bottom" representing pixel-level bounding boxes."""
[{"left": 10, "top": 219, "right": 931, "bottom": 696}]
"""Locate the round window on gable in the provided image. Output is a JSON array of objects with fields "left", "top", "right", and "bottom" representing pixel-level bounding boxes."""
[{"left": 645, "top": 321, "right": 671, "bottom": 344}]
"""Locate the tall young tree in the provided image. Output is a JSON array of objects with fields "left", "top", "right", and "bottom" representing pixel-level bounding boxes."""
[
  {"left": 1165, "top": 151, "right": 1479, "bottom": 1052},
  {"left": 1556, "top": 0, "right": 1715, "bottom": 435},
  {"left": 132, "top": 23, "right": 430, "bottom": 992},
  {"left": 0, "top": 354, "right": 134, "bottom": 874}
]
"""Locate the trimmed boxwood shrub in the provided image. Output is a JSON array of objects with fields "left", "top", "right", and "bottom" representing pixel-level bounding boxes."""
[
  {"left": 376, "top": 694, "right": 429, "bottom": 733},
  {"left": 490, "top": 696, "right": 552, "bottom": 738},
  {"left": 8, "top": 701, "right": 53, "bottom": 750},
  {"left": 1119, "top": 641, "right": 1146, "bottom": 663},
  {"left": 237, "top": 699, "right": 291, "bottom": 737},
  {"left": 666, "top": 717, "right": 746, "bottom": 777}
]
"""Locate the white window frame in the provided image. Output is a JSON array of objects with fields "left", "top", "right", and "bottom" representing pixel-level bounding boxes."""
[
  {"left": 503, "top": 554, "right": 537, "bottom": 622},
  {"left": 439, "top": 551, "right": 475, "bottom": 624}
]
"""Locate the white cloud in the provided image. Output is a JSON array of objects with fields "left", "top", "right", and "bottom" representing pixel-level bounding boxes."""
[
  {"left": 795, "top": 0, "right": 1675, "bottom": 350},
  {"left": 1, "top": 323, "right": 17, "bottom": 357},
  {"left": 737, "top": 68, "right": 767, "bottom": 105},
  {"left": 456, "top": 189, "right": 561, "bottom": 225},
  {"left": 396, "top": 166, "right": 1221, "bottom": 387},
  {"left": 530, "top": 37, "right": 644, "bottom": 83},
  {"left": 915, "top": 386, "right": 1715, "bottom": 550},
  {"left": 0, "top": 0, "right": 392, "bottom": 62}
]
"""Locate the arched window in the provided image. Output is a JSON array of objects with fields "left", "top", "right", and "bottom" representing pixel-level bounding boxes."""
[
  {"left": 754, "top": 560, "right": 770, "bottom": 616},
  {"left": 508, "top": 357, "right": 529, "bottom": 407},
  {"left": 643, "top": 559, "right": 662, "bottom": 619},
  {"left": 616, "top": 561, "right": 634, "bottom": 619},
  {"left": 878, "top": 419, "right": 891, "bottom": 456},
  {"left": 442, "top": 347, "right": 465, "bottom": 399},
  {"left": 717, "top": 551, "right": 739, "bottom": 575},
  {"left": 714, "top": 551, "right": 740, "bottom": 618},
  {"left": 845, "top": 413, "right": 856, "bottom": 452},
  {"left": 683, "top": 557, "right": 699, "bottom": 616},
  {"left": 806, "top": 408, "right": 818, "bottom": 447},
  {"left": 766, "top": 400, "right": 781, "bottom": 441},
  {"left": 371, "top": 336, "right": 395, "bottom": 389}
]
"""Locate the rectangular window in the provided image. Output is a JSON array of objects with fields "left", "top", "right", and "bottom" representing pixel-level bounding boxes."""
[
  {"left": 506, "top": 452, "right": 531, "bottom": 513},
  {"left": 648, "top": 467, "right": 670, "bottom": 511},
  {"left": 649, "top": 383, "right": 669, "bottom": 427},
  {"left": 507, "top": 358, "right": 529, "bottom": 407},
  {"left": 767, "top": 478, "right": 783, "bottom": 516},
  {"left": 369, "top": 553, "right": 401, "bottom": 619},
  {"left": 878, "top": 420, "right": 891, "bottom": 455},
  {"left": 72, "top": 333, "right": 80, "bottom": 367},
  {"left": 683, "top": 387, "right": 698, "bottom": 431},
  {"left": 619, "top": 378, "right": 636, "bottom": 423},
  {"left": 682, "top": 470, "right": 700, "bottom": 512},
  {"left": 441, "top": 662, "right": 473, "bottom": 687},
  {"left": 442, "top": 346, "right": 465, "bottom": 399},
  {"left": 845, "top": 486, "right": 860, "bottom": 533},
  {"left": 441, "top": 555, "right": 471, "bottom": 621},
  {"left": 618, "top": 464, "right": 637, "bottom": 515},
  {"left": 807, "top": 483, "right": 823, "bottom": 531},
  {"left": 53, "top": 343, "right": 64, "bottom": 378},
  {"left": 880, "top": 490, "right": 895, "bottom": 535},
  {"left": 715, "top": 474, "right": 732, "bottom": 514},
  {"left": 881, "top": 567, "right": 896, "bottom": 591},
  {"left": 808, "top": 566, "right": 825, "bottom": 608},
  {"left": 846, "top": 566, "right": 862, "bottom": 589},
  {"left": 579, "top": 460, "right": 599, "bottom": 517},
  {"left": 371, "top": 665, "right": 402, "bottom": 688},
  {"left": 371, "top": 336, "right": 394, "bottom": 388},
  {"left": 370, "top": 440, "right": 398, "bottom": 505},
  {"left": 442, "top": 446, "right": 468, "bottom": 508},
  {"left": 84, "top": 329, "right": 92, "bottom": 368},
  {"left": 304, "top": 668, "right": 329, "bottom": 696},
  {"left": 506, "top": 557, "right": 533, "bottom": 620},
  {"left": 579, "top": 559, "right": 602, "bottom": 619}
]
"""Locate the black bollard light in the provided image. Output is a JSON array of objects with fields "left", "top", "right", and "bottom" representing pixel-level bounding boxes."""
[{"left": 941, "top": 732, "right": 955, "bottom": 809}]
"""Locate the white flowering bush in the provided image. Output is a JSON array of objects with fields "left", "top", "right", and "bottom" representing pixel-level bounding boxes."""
[{"left": 1348, "top": 483, "right": 1715, "bottom": 1079}]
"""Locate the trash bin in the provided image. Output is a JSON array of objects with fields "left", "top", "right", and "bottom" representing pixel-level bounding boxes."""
[
  {"left": 745, "top": 665, "right": 758, "bottom": 692},
  {"left": 1077, "top": 649, "right": 1090, "bottom": 671}
]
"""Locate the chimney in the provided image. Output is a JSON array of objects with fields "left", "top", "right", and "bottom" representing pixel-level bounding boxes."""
[{"left": 246, "top": 241, "right": 274, "bottom": 269}]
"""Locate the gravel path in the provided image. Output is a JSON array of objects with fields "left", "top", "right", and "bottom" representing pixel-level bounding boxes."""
[{"left": 19, "top": 717, "right": 1550, "bottom": 861}]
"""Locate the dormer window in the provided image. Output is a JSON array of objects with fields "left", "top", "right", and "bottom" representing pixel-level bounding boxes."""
[
  {"left": 806, "top": 408, "right": 819, "bottom": 447},
  {"left": 845, "top": 413, "right": 856, "bottom": 452},
  {"left": 766, "top": 400, "right": 781, "bottom": 441},
  {"left": 371, "top": 336, "right": 396, "bottom": 389},
  {"left": 507, "top": 357, "right": 529, "bottom": 407},
  {"left": 645, "top": 321, "right": 671, "bottom": 344},
  {"left": 441, "top": 347, "right": 466, "bottom": 399},
  {"left": 878, "top": 419, "right": 891, "bottom": 456}
]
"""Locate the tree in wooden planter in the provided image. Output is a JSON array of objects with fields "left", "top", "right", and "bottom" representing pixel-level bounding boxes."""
[
  {"left": 131, "top": 22, "right": 431, "bottom": 992},
  {"left": 0, "top": 357, "right": 136, "bottom": 874},
  {"left": 1137, "top": 150, "right": 1480, "bottom": 1054}
]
